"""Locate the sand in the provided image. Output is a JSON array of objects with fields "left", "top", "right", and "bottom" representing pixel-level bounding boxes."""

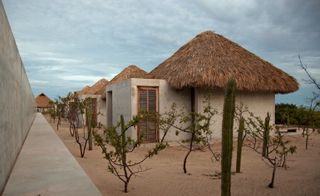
[{"left": 47, "top": 117, "right": 320, "bottom": 196}]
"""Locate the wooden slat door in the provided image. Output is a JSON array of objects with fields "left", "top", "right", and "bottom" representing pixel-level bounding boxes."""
[
  {"left": 138, "top": 87, "right": 158, "bottom": 143},
  {"left": 92, "top": 98, "right": 97, "bottom": 127}
]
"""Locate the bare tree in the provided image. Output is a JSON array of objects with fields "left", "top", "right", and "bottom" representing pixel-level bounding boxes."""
[
  {"left": 298, "top": 55, "right": 320, "bottom": 91},
  {"left": 93, "top": 114, "right": 168, "bottom": 193},
  {"left": 245, "top": 113, "right": 296, "bottom": 188},
  {"left": 157, "top": 99, "right": 219, "bottom": 174},
  {"left": 298, "top": 55, "right": 320, "bottom": 149}
]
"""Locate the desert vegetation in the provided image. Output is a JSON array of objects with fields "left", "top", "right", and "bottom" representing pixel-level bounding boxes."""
[
  {"left": 93, "top": 115, "right": 167, "bottom": 193},
  {"left": 44, "top": 68, "right": 320, "bottom": 195}
]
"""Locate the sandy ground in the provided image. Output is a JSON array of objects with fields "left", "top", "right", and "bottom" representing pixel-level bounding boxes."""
[{"left": 46, "top": 117, "right": 320, "bottom": 196}]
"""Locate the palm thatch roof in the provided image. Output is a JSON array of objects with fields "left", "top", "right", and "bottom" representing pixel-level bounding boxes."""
[
  {"left": 109, "top": 65, "right": 150, "bottom": 85},
  {"left": 92, "top": 79, "right": 109, "bottom": 95},
  {"left": 150, "top": 31, "right": 298, "bottom": 94},
  {"left": 77, "top": 85, "right": 91, "bottom": 95},
  {"left": 88, "top": 78, "right": 109, "bottom": 95},
  {"left": 35, "top": 93, "right": 52, "bottom": 108}
]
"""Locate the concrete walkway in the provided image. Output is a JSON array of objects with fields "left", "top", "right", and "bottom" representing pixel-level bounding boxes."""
[{"left": 3, "top": 113, "right": 101, "bottom": 196}]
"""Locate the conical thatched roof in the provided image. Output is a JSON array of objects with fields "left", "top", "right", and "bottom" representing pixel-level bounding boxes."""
[
  {"left": 92, "top": 79, "right": 109, "bottom": 95},
  {"left": 77, "top": 85, "right": 91, "bottom": 95},
  {"left": 77, "top": 79, "right": 109, "bottom": 96},
  {"left": 35, "top": 93, "right": 52, "bottom": 108},
  {"left": 150, "top": 31, "right": 299, "bottom": 94},
  {"left": 88, "top": 78, "right": 109, "bottom": 95},
  {"left": 109, "top": 65, "right": 150, "bottom": 85}
]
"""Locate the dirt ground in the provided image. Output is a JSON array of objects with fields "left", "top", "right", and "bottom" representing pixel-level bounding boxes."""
[{"left": 47, "top": 117, "right": 320, "bottom": 196}]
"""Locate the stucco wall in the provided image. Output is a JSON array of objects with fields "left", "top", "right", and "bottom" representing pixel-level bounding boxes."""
[
  {"left": 106, "top": 78, "right": 275, "bottom": 142},
  {"left": 96, "top": 96, "right": 106, "bottom": 127},
  {"left": 106, "top": 80, "right": 133, "bottom": 135},
  {"left": 158, "top": 80, "right": 191, "bottom": 141},
  {"left": 107, "top": 79, "right": 191, "bottom": 141},
  {"left": 196, "top": 88, "right": 275, "bottom": 138},
  {"left": 79, "top": 94, "right": 105, "bottom": 127},
  {"left": 0, "top": 1, "right": 35, "bottom": 193}
]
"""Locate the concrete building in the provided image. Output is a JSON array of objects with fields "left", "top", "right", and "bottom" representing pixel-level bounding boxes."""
[
  {"left": 106, "top": 31, "right": 299, "bottom": 143},
  {"left": 77, "top": 79, "right": 109, "bottom": 127}
]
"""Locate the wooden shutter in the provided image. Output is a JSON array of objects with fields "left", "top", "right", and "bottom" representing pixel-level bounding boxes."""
[
  {"left": 138, "top": 87, "right": 158, "bottom": 143},
  {"left": 92, "top": 98, "right": 97, "bottom": 127}
]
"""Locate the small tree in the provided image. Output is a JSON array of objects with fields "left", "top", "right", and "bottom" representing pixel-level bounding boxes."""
[
  {"left": 299, "top": 55, "right": 320, "bottom": 149},
  {"left": 67, "top": 95, "right": 84, "bottom": 137},
  {"left": 56, "top": 101, "right": 64, "bottom": 130},
  {"left": 93, "top": 114, "right": 168, "bottom": 193},
  {"left": 84, "top": 97, "right": 96, "bottom": 151},
  {"left": 48, "top": 100, "right": 56, "bottom": 123},
  {"left": 245, "top": 113, "right": 296, "bottom": 188},
  {"left": 67, "top": 95, "right": 90, "bottom": 158},
  {"left": 303, "top": 96, "right": 320, "bottom": 150},
  {"left": 157, "top": 99, "right": 218, "bottom": 174},
  {"left": 74, "top": 122, "right": 89, "bottom": 158}
]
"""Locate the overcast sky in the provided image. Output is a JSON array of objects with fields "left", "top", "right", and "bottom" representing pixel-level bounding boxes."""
[{"left": 3, "top": 0, "right": 320, "bottom": 105}]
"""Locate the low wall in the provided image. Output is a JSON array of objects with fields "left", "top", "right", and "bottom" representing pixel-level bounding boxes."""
[{"left": 0, "top": 1, "right": 35, "bottom": 193}]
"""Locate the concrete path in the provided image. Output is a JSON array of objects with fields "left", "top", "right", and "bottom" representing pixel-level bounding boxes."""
[{"left": 3, "top": 113, "right": 101, "bottom": 196}]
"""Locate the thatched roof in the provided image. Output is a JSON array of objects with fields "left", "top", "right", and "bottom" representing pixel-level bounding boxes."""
[
  {"left": 77, "top": 85, "right": 91, "bottom": 95},
  {"left": 109, "top": 65, "right": 150, "bottom": 85},
  {"left": 35, "top": 93, "right": 52, "bottom": 108},
  {"left": 88, "top": 78, "right": 109, "bottom": 95},
  {"left": 91, "top": 79, "right": 109, "bottom": 95},
  {"left": 150, "top": 31, "right": 299, "bottom": 94}
]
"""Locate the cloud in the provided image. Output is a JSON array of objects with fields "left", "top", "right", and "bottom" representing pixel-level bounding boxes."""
[
  {"left": 58, "top": 75, "right": 104, "bottom": 83},
  {"left": 29, "top": 79, "right": 48, "bottom": 87},
  {"left": 2, "top": 0, "right": 320, "bottom": 104}
]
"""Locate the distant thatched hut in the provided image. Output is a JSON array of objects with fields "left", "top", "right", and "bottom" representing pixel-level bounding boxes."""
[
  {"left": 77, "top": 79, "right": 109, "bottom": 127},
  {"left": 35, "top": 93, "right": 52, "bottom": 113},
  {"left": 105, "top": 65, "right": 150, "bottom": 128},
  {"left": 77, "top": 85, "right": 91, "bottom": 96},
  {"left": 106, "top": 31, "right": 299, "bottom": 142}
]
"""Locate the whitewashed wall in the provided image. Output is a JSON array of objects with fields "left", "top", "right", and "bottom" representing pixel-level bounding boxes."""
[
  {"left": 97, "top": 96, "right": 106, "bottom": 127},
  {"left": 196, "top": 88, "right": 275, "bottom": 138},
  {"left": 106, "top": 80, "right": 133, "bottom": 136},
  {"left": 106, "top": 79, "right": 275, "bottom": 142}
]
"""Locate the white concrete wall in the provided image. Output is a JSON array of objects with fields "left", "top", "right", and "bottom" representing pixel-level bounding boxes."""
[
  {"left": 96, "top": 96, "right": 106, "bottom": 127},
  {"left": 107, "top": 79, "right": 191, "bottom": 142},
  {"left": 0, "top": 2, "right": 35, "bottom": 193},
  {"left": 106, "top": 80, "right": 133, "bottom": 136},
  {"left": 158, "top": 80, "right": 191, "bottom": 142},
  {"left": 196, "top": 88, "right": 275, "bottom": 138},
  {"left": 106, "top": 79, "right": 275, "bottom": 142},
  {"left": 123, "top": 79, "right": 191, "bottom": 141},
  {"left": 79, "top": 94, "right": 106, "bottom": 127}
]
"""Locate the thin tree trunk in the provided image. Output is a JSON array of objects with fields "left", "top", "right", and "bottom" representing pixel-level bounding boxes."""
[
  {"left": 302, "top": 127, "right": 306, "bottom": 137},
  {"left": 183, "top": 87, "right": 196, "bottom": 174},
  {"left": 183, "top": 133, "right": 195, "bottom": 174},
  {"left": 124, "top": 182, "right": 128, "bottom": 193},
  {"left": 306, "top": 129, "right": 309, "bottom": 150},
  {"left": 268, "top": 160, "right": 277, "bottom": 188},
  {"left": 88, "top": 127, "right": 93, "bottom": 150},
  {"left": 120, "top": 115, "right": 130, "bottom": 192},
  {"left": 57, "top": 117, "right": 60, "bottom": 130}
]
